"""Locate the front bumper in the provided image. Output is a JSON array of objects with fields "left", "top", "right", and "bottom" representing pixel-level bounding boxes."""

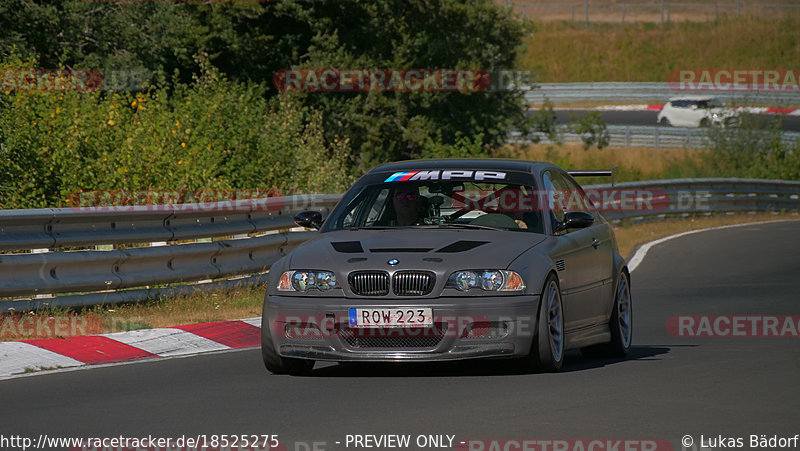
[
  {"left": 263, "top": 294, "right": 540, "bottom": 362},
  {"left": 710, "top": 114, "right": 741, "bottom": 128}
]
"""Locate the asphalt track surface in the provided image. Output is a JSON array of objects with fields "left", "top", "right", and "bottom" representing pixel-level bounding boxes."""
[
  {"left": 2, "top": 220, "right": 799, "bottom": 450},
  {"left": 553, "top": 110, "right": 800, "bottom": 131}
]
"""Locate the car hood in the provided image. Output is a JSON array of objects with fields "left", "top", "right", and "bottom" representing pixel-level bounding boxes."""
[{"left": 287, "top": 229, "right": 547, "bottom": 272}]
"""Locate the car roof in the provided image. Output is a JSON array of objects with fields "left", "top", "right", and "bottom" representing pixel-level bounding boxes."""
[{"left": 366, "top": 158, "right": 555, "bottom": 174}]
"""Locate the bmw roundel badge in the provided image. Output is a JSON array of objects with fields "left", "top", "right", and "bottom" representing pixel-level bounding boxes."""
[{"left": 388, "top": 259, "right": 399, "bottom": 266}]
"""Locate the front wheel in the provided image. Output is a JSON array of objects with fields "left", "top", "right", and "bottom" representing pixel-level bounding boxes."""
[
  {"left": 261, "top": 338, "right": 315, "bottom": 376},
  {"left": 261, "top": 302, "right": 315, "bottom": 375},
  {"left": 520, "top": 274, "right": 565, "bottom": 372}
]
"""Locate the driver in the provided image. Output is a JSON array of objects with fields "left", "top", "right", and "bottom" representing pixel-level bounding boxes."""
[{"left": 392, "top": 186, "right": 426, "bottom": 226}]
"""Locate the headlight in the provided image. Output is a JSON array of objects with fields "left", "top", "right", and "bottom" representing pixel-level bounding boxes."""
[
  {"left": 447, "top": 270, "right": 525, "bottom": 292},
  {"left": 278, "top": 270, "right": 338, "bottom": 292}
]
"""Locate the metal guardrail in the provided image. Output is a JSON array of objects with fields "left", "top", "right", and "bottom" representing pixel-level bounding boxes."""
[
  {"left": 587, "top": 178, "right": 800, "bottom": 221},
  {"left": 525, "top": 83, "right": 800, "bottom": 106},
  {"left": 509, "top": 125, "right": 800, "bottom": 148},
  {"left": 1, "top": 180, "right": 798, "bottom": 311},
  {"left": 0, "top": 194, "right": 341, "bottom": 251},
  {"left": 0, "top": 195, "right": 342, "bottom": 311}
]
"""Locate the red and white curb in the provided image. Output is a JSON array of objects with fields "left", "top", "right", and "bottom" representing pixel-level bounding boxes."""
[
  {"left": 0, "top": 317, "right": 262, "bottom": 379},
  {"left": 594, "top": 104, "right": 800, "bottom": 115}
]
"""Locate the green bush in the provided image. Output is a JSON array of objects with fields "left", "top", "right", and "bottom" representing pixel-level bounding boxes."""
[
  {"left": 1, "top": 0, "right": 534, "bottom": 180},
  {"left": 569, "top": 111, "right": 610, "bottom": 150},
  {"left": 0, "top": 57, "right": 354, "bottom": 209},
  {"left": 705, "top": 114, "right": 800, "bottom": 180}
]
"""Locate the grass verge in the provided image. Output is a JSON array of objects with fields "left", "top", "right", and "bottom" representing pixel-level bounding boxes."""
[
  {"left": 613, "top": 213, "right": 796, "bottom": 259},
  {"left": 520, "top": 17, "right": 800, "bottom": 83},
  {"left": 500, "top": 143, "right": 711, "bottom": 184}
]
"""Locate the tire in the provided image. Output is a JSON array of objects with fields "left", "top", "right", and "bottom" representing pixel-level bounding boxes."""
[
  {"left": 658, "top": 117, "right": 670, "bottom": 127},
  {"left": 699, "top": 118, "right": 710, "bottom": 127},
  {"left": 521, "top": 274, "right": 565, "bottom": 372},
  {"left": 261, "top": 301, "right": 315, "bottom": 376},
  {"left": 582, "top": 271, "right": 632, "bottom": 358}
]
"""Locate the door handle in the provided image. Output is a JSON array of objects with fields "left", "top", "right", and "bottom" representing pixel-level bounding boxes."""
[{"left": 591, "top": 238, "right": 600, "bottom": 249}]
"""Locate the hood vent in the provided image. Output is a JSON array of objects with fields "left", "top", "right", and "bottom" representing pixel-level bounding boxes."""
[
  {"left": 436, "top": 240, "right": 489, "bottom": 253},
  {"left": 370, "top": 248, "right": 433, "bottom": 253},
  {"left": 331, "top": 241, "right": 364, "bottom": 253}
]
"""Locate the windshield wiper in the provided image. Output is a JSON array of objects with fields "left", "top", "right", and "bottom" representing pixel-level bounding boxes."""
[
  {"left": 434, "top": 223, "right": 503, "bottom": 231},
  {"left": 348, "top": 224, "right": 504, "bottom": 231}
]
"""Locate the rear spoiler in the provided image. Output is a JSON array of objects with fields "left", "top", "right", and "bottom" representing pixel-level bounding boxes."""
[{"left": 567, "top": 169, "right": 616, "bottom": 187}]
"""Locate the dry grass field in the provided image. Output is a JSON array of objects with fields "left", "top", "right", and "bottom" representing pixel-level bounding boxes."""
[{"left": 518, "top": 17, "right": 800, "bottom": 82}]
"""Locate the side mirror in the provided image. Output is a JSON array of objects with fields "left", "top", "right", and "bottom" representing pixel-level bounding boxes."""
[
  {"left": 294, "top": 210, "right": 323, "bottom": 230},
  {"left": 555, "top": 211, "right": 594, "bottom": 232}
]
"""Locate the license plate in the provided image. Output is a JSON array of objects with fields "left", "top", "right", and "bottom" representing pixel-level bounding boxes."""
[{"left": 348, "top": 307, "right": 433, "bottom": 328}]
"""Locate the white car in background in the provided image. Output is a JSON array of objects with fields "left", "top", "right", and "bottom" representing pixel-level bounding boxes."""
[{"left": 657, "top": 96, "right": 741, "bottom": 128}]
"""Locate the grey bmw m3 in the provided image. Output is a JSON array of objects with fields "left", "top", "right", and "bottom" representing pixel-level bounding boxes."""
[{"left": 261, "top": 159, "right": 632, "bottom": 375}]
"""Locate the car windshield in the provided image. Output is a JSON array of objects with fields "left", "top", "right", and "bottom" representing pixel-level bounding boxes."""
[{"left": 323, "top": 180, "right": 545, "bottom": 234}]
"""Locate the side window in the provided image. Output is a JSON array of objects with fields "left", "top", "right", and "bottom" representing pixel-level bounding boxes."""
[
  {"left": 544, "top": 170, "right": 598, "bottom": 234},
  {"left": 337, "top": 187, "right": 376, "bottom": 229},
  {"left": 542, "top": 171, "right": 567, "bottom": 231},
  {"left": 562, "top": 174, "right": 600, "bottom": 218}
]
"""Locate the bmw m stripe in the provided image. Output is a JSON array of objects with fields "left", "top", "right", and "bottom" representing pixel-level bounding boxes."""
[{"left": 384, "top": 171, "right": 419, "bottom": 182}]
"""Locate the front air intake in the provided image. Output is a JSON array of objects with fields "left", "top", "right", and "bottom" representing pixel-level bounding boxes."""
[
  {"left": 392, "top": 271, "right": 435, "bottom": 296},
  {"left": 348, "top": 271, "right": 390, "bottom": 296}
]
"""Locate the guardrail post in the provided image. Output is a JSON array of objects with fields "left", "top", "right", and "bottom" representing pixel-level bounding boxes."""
[
  {"left": 738, "top": 0, "right": 742, "bottom": 16},
  {"left": 622, "top": 6, "right": 626, "bottom": 24},
  {"left": 584, "top": 0, "right": 589, "bottom": 25},
  {"left": 571, "top": 4, "right": 576, "bottom": 21},
  {"left": 660, "top": 0, "right": 664, "bottom": 26},
  {"left": 625, "top": 126, "right": 631, "bottom": 147},
  {"left": 654, "top": 126, "right": 660, "bottom": 148}
]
